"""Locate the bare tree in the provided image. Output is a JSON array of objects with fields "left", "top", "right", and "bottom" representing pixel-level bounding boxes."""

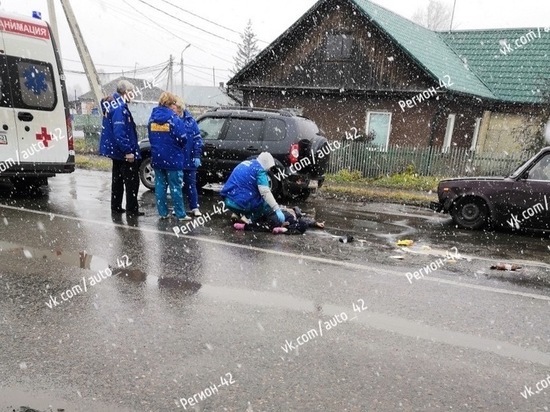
[
  {"left": 412, "top": 0, "right": 452, "bottom": 31},
  {"left": 231, "top": 20, "right": 260, "bottom": 75}
]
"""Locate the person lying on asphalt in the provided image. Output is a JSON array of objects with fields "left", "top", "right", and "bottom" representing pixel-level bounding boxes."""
[{"left": 233, "top": 206, "right": 325, "bottom": 235}]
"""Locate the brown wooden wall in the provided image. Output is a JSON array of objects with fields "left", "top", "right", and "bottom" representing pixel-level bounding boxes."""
[{"left": 244, "top": 89, "right": 486, "bottom": 148}]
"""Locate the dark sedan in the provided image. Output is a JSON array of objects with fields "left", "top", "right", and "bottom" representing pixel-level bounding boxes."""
[{"left": 430, "top": 147, "right": 550, "bottom": 231}]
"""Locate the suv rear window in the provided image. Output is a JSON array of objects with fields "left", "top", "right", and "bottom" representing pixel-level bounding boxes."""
[
  {"left": 225, "top": 118, "right": 263, "bottom": 141},
  {"left": 264, "top": 118, "right": 286, "bottom": 141},
  {"left": 295, "top": 118, "right": 321, "bottom": 140}
]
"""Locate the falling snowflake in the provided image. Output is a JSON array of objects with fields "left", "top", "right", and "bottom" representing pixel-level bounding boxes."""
[{"left": 24, "top": 66, "right": 48, "bottom": 95}]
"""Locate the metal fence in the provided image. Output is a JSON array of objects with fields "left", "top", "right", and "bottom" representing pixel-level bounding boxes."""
[{"left": 327, "top": 142, "right": 534, "bottom": 178}]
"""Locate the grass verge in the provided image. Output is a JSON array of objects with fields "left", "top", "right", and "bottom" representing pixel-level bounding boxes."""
[
  {"left": 321, "top": 169, "right": 440, "bottom": 206},
  {"left": 75, "top": 154, "right": 111, "bottom": 171},
  {"left": 319, "top": 182, "right": 437, "bottom": 206}
]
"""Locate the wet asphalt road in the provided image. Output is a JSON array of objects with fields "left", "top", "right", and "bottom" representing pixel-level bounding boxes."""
[{"left": 0, "top": 169, "right": 549, "bottom": 412}]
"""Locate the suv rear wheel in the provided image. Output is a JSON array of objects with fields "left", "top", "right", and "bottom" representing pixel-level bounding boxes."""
[
  {"left": 139, "top": 157, "right": 155, "bottom": 190},
  {"left": 267, "top": 171, "right": 282, "bottom": 200}
]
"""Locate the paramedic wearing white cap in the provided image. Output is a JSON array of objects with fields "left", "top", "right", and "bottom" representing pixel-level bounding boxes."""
[{"left": 220, "top": 152, "right": 285, "bottom": 225}]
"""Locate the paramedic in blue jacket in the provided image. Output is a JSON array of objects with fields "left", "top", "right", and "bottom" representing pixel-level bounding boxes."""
[
  {"left": 220, "top": 152, "right": 285, "bottom": 226},
  {"left": 148, "top": 92, "right": 190, "bottom": 221},
  {"left": 99, "top": 80, "right": 143, "bottom": 216},
  {"left": 175, "top": 98, "right": 203, "bottom": 217}
]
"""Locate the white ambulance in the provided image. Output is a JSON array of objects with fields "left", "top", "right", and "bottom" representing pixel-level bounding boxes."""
[{"left": 0, "top": 11, "right": 74, "bottom": 189}]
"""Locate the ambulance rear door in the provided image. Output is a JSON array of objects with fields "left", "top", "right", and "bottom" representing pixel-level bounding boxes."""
[{"left": 0, "top": 22, "right": 18, "bottom": 169}]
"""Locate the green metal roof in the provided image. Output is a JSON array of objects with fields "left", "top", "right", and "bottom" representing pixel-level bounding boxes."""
[
  {"left": 350, "top": 0, "right": 496, "bottom": 100},
  {"left": 440, "top": 29, "right": 550, "bottom": 104}
]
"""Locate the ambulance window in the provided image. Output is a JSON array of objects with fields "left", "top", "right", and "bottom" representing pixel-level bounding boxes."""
[
  {"left": 10, "top": 58, "right": 56, "bottom": 110},
  {"left": 0, "top": 62, "right": 11, "bottom": 107}
]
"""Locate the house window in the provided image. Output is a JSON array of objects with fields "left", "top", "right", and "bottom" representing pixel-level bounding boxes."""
[
  {"left": 470, "top": 118, "right": 482, "bottom": 151},
  {"left": 365, "top": 112, "right": 392, "bottom": 151},
  {"left": 442, "top": 114, "right": 456, "bottom": 153},
  {"left": 326, "top": 34, "right": 353, "bottom": 60}
]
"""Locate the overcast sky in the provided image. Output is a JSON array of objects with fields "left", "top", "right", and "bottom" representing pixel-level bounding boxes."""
[{"left": 2, "top": 0, "right": 550, "bottom": 97}]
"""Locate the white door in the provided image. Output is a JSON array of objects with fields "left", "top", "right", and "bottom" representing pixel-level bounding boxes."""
[{"left": 0, "top": 31, "right": 18, "bottom": 169}]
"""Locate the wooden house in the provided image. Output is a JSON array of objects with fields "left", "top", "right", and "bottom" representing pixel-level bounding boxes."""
[{"left": 227, "top": 0, "right": 550, "bottom": 153}]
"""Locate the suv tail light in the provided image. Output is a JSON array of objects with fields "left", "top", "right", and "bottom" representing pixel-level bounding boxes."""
[{"left": 289, "top": 143, "right": 299, "bottom": 164}]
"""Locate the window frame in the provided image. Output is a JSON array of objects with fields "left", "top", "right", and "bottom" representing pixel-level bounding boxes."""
[
  {"left": 442, "top": 114, "right": 456, "bottom": 153},
  {"left": 365, "top": 111, "right": 392, "bottom": 152},
  {"left": 223, "top": 117, "right": 265, "bottom": 142},
  {"left": 470, "top": 117, "right": 482, "bottom": 152},
  {"left": 7, "top": 55, "right": 57, "bottom": 111},
  {"left": 263, "top": 118, "right": 287, "bottom": 141},
  {"left": 198, "top": 116, "right": 227, "bottom": 141},
  {"left": 325, "top": 33, "right": 354, "bottom": 61}
]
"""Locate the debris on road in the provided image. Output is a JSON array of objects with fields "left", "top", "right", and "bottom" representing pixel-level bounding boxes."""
[{"left": 490, "top": 263, "right": 522, "bottom": 271}]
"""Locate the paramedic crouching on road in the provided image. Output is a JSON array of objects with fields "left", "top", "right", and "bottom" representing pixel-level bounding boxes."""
[
  {"left": 99, "top": 80, "right": 143, "bottom": 216},
  {"left": 220, "top": 152, "right": 285, "bottom": 227}
]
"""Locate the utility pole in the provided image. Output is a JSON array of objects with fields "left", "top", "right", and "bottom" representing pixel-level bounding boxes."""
[
  {"left": 180, "top": 44, "right": 190, "bottom": 99},
  {"left": 449, "top": 0, "right": 457, "bottom": 32},
  {"left": 46, "top": 0, "right": 61, "bottom": 56},
  {"left": 59, "top": 0, "right": 103, "bottom": 106},
  {"left": 212, "top": 67, "right": 215, "bottom": 87},
  {"left": 167, "top": 54, "right": 173, "bottom": 93}
]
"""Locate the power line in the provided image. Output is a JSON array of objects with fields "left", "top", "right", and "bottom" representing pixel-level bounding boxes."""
[
  {"left": 135, "top": 0, "right": 239, "bottom": 46},
  {"left": 63, "top": 57, "right": 136, "bottom": 69},
  {"left": 62, "top": 58, "right": 168, "bottom": 73},
  {"left": 159, "top": 0, "right": 269, "bottom": 44},
  {"left": 158, "top": 0, "right": 238, "bottom": 37},
  {"left": 183, "top": 63, "right": 231, "bottom": 72},
  {"left": 120, "top": 0, "right": 235, "bottom": 65}
]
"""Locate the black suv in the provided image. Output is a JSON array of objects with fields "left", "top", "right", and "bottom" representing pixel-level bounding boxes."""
[{"left": 138, "top": 107, "right": 330, "bottom": 200}]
